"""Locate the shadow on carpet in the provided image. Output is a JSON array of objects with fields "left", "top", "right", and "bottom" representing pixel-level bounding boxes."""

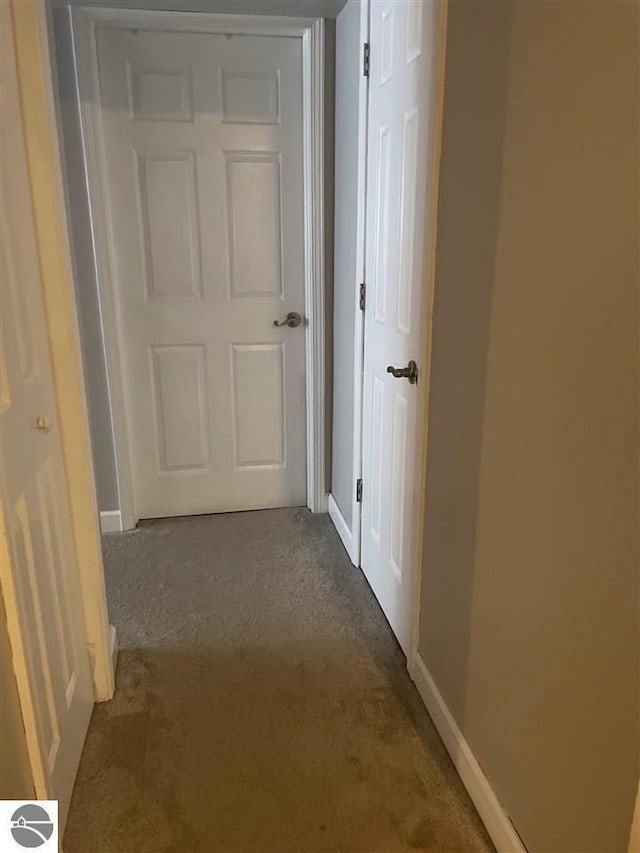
[{"left": 64, "top": 509, "right": 493, "bottom": 853}]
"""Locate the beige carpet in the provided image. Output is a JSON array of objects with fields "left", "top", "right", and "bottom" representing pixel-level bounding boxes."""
[{"left": 65, "top": 509, "right": 492, "bottom": 853}]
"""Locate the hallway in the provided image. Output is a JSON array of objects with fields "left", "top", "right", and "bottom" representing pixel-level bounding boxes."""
[{"left": 65, "top": 510, "right": 491, "bottom": 852}]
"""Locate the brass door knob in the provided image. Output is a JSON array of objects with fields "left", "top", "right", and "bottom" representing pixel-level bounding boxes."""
[
  {"left": 273, "top": 311, "right": 302, "bottom": 328},
  {"left": 386, "top": 361, "right": 418, "bottom": 385}
]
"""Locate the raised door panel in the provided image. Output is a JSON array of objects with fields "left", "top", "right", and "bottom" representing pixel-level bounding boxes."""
[
  {"left": 373, "top": 125, "right": 392, "bottom": 325},
  {"left": 368, "top": 375, "right": 385, "bottom": 544},
  {"left": 136, "top": 152, "right": 203, "bottom": 300},
  {"left": 221, "top": 70, "right": 280, "bottom": 124},
  {"left": 231, "top": 343, "right": 285, "bottom": 470},
  {"left": 396, "top": 108, "right": 419, "bottom": 335},
  {"left": 388, "top": 391, "right": 409, "bottom": 579},
  {"left": 380, "top": 5, "right": 394, "bottom": 85},
  {"left": 9, "top": 497, "right": 61, "bottom": 777},
  {"left": 225, "top": 152, "right": 283, "bottom": 299},
  {"left": 150, "top": 345, "right": 209, "bottom": 472},
  {"left": 128, "top": 64, "right": 194, "bottom": 122},
  {"left": 405, "top": 1, "right": 423, "bottom": 65}
]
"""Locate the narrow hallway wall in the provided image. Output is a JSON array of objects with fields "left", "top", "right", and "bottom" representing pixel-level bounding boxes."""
[{"left": 418, "top": 1, "right": 639, "bottom": 850}]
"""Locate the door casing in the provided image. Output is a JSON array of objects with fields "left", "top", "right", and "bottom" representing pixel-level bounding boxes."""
[
  {"left": 71, "top": 7, "right": 328, "bottom": 528},
  {"left": 327, "top": 0, "right": 369, "bottom": 569}
]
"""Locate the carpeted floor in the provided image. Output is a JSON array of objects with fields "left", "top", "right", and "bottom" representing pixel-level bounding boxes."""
[{"left": 64, "top": 509, "right": 492, "bottom": 853}]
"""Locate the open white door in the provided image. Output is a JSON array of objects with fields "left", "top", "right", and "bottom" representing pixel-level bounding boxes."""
[
  {"left": 360, "top": 0, "right": 437, "bottom": 652},
  {"left": 0, "top": 1, "right": 94, "bottom": 822}
]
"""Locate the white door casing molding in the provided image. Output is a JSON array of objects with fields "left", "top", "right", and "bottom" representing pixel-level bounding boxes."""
[
  {"left": 406, "top": 0, "right": 449, "bottom": 671},
  {"left": 327, "top": 0, "right": 369, "bottom": 566},
  {"left": 70, "top": 7, "right": 327, "bottom": 527},
  {"left": 349, "top": 0, "right": 370, "bottom": 565}
]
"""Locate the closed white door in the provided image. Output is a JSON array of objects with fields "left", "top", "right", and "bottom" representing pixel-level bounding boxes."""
[
  {"left": 360, "top": 0, "right": 435, "bottom": 652},
  {"left": 0, "top": 2, "right": 93, "bottom": 821},
  {"left": 94, "top": 26, "right": 306, "bottom": 518}
]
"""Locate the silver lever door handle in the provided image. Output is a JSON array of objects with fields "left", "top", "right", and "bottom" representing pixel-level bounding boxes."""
[
  {"left": 273, "top": 311, "right": 302, "bottom": 328},
  {"left": 386, "top": 360, "right": 418, "bottom": 384}
]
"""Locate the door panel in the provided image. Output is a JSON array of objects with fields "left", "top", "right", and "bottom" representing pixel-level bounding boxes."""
[
  {"left": 94, "top": 27, "right": 306, "bottom": 518},
  {"left": 150, "top": 345, "right": 209, "bottom": 471},
  {"left": 0, "top": 2, "right": 93, "bottom": 819},
  {"left": 231, "top": 344, "right": 285, "bottom": 469},
  {"left": 138, "top": 152, "right": 202, "bottom": 300},
  {"left": 361, "top": 0, "right": 435, "bottom": 652}
]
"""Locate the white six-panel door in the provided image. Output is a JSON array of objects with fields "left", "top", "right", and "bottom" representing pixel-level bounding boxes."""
[
  {"left": 360, "top": 0, "right": 435, "bottom": 652},
  {"left": 0, "top": 2, "right": 93, "bottom": 821},
  {"left": 93, "top": 26, "right": 307, "bottom": 518}
]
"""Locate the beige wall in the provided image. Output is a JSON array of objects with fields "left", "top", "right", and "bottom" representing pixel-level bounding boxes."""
[
  {"left": 0, "top": 591, "right": 33, "bottom": 799},
  {"left": 418, "top": 1, "right": 639, "bottom": 851}
]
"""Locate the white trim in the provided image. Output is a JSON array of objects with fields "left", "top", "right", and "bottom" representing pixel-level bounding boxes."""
[
  {"left": 348, "top": 0, "right": 370, "bottom": 566},
  {"left": 100, "top": 510, "right": 123, "bottom": 534},
  {"left": 70, "top": 7, "right": 327, "bottom": 522},
  {"left": 109, "top": 624, "right": 119, "bottom": 680},
  {"left": 71, "top": 7, "right": 316, "bottom": 37},
  {"left": 328, "top": 494, "right": 357, "bottom": 565},
  {"left": 302, "top": 17, "right": 328, "bottom": 513},
  {"left": 411, "top": 651, "right": 528, "bottom": 853},
  {"left": 629, "top": 783, "right": 640, "bottom": 853},
  {"left": 408, "top": 0, "right": 450, "bottom": 669},
  {"left": 70, "top": 7, "right": 137, "bottom": 530}
]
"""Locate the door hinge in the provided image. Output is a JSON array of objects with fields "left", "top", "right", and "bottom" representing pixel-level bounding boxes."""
[
  {"left": 363, "top": 42, "right": 370, "bottom": 77},
  {"left": 356, "top": 479, "right": 363, "bottom": 502},
  {"left": 359, "top": 282, "right": 366, "bottom": 311}
]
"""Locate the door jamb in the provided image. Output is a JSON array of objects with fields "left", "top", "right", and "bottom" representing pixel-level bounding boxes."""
[
  {"left": 350, "top": 0, "right": 370, "bottom": 567},
  {"left": 407, "top": 0, "right": 449, "bottom": 676},
  {"left": 327, "top": 0, "right": 368, "bottom": 566},
  {"left": 70, "top": 8, "right": 328, "bottom": 525}
]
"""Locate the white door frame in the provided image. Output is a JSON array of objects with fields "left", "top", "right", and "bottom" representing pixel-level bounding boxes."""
[
  {"left": 406, "top": 0, "right": 448, "bottom": 674},
  {"left": 348, "top": 0, "right": 370, "bottom": 567},
  {"left": 70, "top": 7, "right": 328, "bottom": 528},
  {"left": 327, "top": 0, "right": 369, "bottom": 567}
]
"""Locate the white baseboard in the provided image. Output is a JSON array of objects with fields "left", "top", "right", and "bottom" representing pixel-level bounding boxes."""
[
  {"left": 109, "top": 624, "right": 118, "bottom": 675},
  {"left": 410, "top": 651, "right": 527, "bottom": 853},
  {"left": 328, "top": 494, "right": 357, "bottom": 566},
  {"left": 629, "top": 783, "right": 640, "bottom": 852},
  {"left": 100, "top": 510, "right": 122, "bottom": 534}
]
